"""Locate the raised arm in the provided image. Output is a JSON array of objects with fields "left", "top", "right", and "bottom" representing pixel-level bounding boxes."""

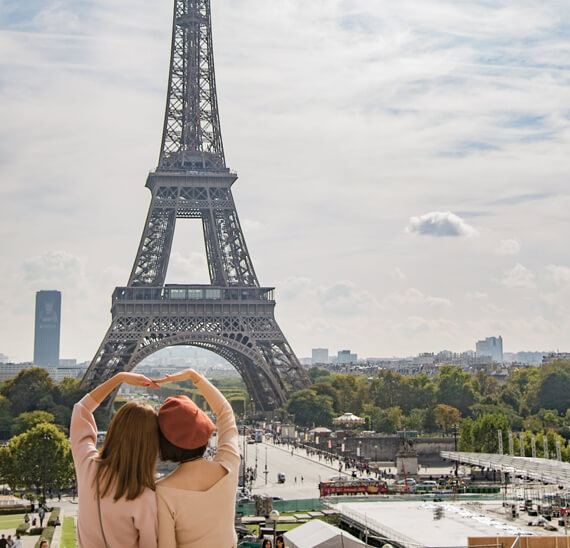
[
  {"left": 154, "top": 370, "right": 240, "bottom": 471},
  {"left": 194, "top": 375, "right": 240, "bottom": 470},
  {"left": 70, "top": 373, "right": 159, "bottom": 467}
]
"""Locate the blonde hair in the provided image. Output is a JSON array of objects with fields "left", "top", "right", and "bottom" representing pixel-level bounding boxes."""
[{"left": 96, "top": 401, "right": 159, "bottom": 501}]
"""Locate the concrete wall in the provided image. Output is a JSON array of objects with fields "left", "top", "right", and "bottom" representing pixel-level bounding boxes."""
[{"left": 310, "top": 434, "right": 455, "bottom": 464}]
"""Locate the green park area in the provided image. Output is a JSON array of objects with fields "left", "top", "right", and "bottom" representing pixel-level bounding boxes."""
[
  {"left": 61, "top": 516, "right": 77, "bottom": 548},
  {"left": 0, "top": 513, "right": 25, "bottom": 530}
]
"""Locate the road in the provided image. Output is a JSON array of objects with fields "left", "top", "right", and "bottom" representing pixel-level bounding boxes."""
[{"left": 241, "top": 439, "right": 352, "bottom": 499}]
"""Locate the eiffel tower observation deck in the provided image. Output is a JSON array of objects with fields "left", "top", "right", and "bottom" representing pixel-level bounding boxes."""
[{"left": 81, "top": 0, "right": 310, "bottom": 411}]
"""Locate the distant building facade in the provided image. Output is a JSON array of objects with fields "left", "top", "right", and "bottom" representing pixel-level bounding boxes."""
[
  {"left": 0, "top": 362, "right": 33, "bottom": 382},
  {"left": 476, "top": 336, "right": 503, "bottom": 363},
  {"left": 311, "top": 348, "right": 330, "bottom": 365},
  {"left": 337, "top": 350, "right": 357, "bottom": 364},
  {"left": 33, "top": 290, "right": 61, "bottom": 367},
  {"left": 542, "top": 352, "right": 570, "bottom": 365}
]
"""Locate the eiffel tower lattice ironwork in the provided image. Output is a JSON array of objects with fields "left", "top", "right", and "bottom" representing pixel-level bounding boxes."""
[{"left": 81, "top": 0, "right": 309, "bottom": 410}]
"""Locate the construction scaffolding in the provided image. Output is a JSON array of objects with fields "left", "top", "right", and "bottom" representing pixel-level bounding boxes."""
[{"left": 441, "top": 452, "right": 570, "bottom": 488}]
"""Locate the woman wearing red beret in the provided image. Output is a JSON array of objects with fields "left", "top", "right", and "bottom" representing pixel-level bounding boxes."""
[{"left": 154, "top": 369, "right": 240, "bottom": 547}]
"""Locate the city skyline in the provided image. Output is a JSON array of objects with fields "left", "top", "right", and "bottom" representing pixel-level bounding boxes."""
[{"left": 1, "top": 1, "right": 569, "bottom": 362}]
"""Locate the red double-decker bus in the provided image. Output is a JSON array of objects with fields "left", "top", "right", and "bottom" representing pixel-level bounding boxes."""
[{"left": 319, "top": 478, "right": 388, "bottom": 497}]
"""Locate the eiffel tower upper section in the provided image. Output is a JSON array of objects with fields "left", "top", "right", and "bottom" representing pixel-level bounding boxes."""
[{"left": 159, "top": 0, "right": 226, "bottom": 173}]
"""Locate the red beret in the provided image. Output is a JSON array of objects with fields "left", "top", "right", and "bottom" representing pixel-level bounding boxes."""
[{"left": 158, "top": 395, "right": 216, "bottom": 450}]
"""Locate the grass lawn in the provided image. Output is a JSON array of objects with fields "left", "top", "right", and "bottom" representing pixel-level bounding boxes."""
[
  {"left": 61, "top": 517, "right": 77, "bottom": 548},
  {"left": 0, "top": 514, "right": 25, "bottom": 530}
]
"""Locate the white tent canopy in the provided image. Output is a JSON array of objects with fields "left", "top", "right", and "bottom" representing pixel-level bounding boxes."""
[
  {"left": 284, "top": 520, "right": 366, "bottom": 548},
  {"left": 333, "top": 412, "right": 365, "bottom": 426}
]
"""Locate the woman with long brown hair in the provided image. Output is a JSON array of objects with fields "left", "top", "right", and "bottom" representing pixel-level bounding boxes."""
[{"left": 70, "top": 372, "right": 161, "bottom": 548}]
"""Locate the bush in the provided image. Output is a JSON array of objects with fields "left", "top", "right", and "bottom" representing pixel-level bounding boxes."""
[
  {"left": 47, "top": 507, "right": 61, "bottom": 526},
  {"left": 29, "top": 527, "right": 43, "bottom": 535},
  {"left": 16, "top": 522, "right": 29, "bottom": 535},
  {"left": 34, "top": 527, "right": 55, "bottom": 546},
  {"left": 0, "top": 507, "right": 31, "bottom": 515}
]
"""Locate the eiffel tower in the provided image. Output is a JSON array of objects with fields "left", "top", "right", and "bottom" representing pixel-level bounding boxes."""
[{"left": 81, "top": 0, "right": 309, "bottom": 410}]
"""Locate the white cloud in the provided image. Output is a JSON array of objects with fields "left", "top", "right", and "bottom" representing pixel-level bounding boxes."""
[
  {"left": 391, "top": 267, "right": 407, "bottom": 281},
  {"left": 466, "top": 291, "right": 488, "bottom": 301},
  {"left": 166, "top": 252, "right": 209, "bottom": 284},
  {"left": 241, "top": 219, "right": 262, "bottom": 233},
  {"left": 390, "top": 288, "right": 452, "bottom": 308},
  {"left": 406, "top": 211, "right": 478, "bottom": 237},
  {"left": 22, "top": 251, "right": 85, "bottom": 289},
  {"left": 501, "top": 263, "right": 536, "bottom": 289},
  {"left": 545, "top": 265, "right": 570, "bottom": 286},
  {"left": 318, "top": 281, "right": 379, "bottom": 316},
  {"left": 496, "top": 238, "right": 521, "bottom": 256}
]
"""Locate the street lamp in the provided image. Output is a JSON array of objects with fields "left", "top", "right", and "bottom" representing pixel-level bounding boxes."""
[{"left": 269, "top": 509, "right": 280, "bottom": 545}]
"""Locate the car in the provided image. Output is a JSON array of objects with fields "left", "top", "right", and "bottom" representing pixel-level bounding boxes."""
[{"left": 418, "top": 480, "right": 438, "bottom": 487}]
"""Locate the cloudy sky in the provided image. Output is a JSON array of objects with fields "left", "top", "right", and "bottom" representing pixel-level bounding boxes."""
[{"left": 1, "top": 0, "right": 569, "bottom": 363}]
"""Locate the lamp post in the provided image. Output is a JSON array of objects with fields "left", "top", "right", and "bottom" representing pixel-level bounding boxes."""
[
  {"left": 269, "top": 509, "right": 280, "bottom": 545},
  {"left": 453, "top": 424, "right": 459, "bottom": 477},
  {"left": 41, "top": 432, "right": 50, "bottom": 502}
]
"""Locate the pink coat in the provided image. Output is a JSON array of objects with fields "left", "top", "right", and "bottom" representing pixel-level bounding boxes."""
[{"left": 70, "top": 395, "right": 158, "bottom": 548}]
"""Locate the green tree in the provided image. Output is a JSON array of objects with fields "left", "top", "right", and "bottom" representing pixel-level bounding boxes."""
[
  {"left": 532, "top": 360, "right": 570, "bottom": 414},
  {"left": 3, "top": 423, "right": 74, "bottom": 497},
  {"left": 12, "top": 410, "right": 56, "bottom": 436},
  {"left": 434, "top": 404, "right": 461, "bottom": 433},
  {"left": 366, "top": 406, "right": 403, "bottom": 434},
  {"left": 0, "top": 396, "right": 13, "bottom": 440},
  {"left": 308, "top": 368, "right": 331, "bottom": 382},
  {"left": 470, "top": 413, "right": 510, "bottom": 453},
  {"left": 459, "top": 417, "right": 474, "bottom": 451},
  {"left": 401, "top": 375, "right": 436, "bottom": 413},
  {"left": 331, "top": 375, "right": 368, "bottom": 414},
  {"left": 369, "top": 370, "right": 406, "bottom": 409},
  {"left": 436, "top": 365, "right": 477, "bottom": 416},
  {"left": 1, "top": 368, "right": 56, "bottom": 416},
  {"left": 312, "top": 382, "right": 341, "bottom": 413},
  {"left": 403, "top": 408, "right": 427, "bottom": 432},
  {"left": 287, "top": 390, "right": 334, "bottom": 427}
]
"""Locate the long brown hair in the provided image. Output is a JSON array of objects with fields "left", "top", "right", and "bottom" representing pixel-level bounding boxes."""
[{"left": 96, "top": 401, "right": 159, "bottom": 501}]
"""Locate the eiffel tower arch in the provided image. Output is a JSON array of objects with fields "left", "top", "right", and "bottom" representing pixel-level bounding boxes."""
[{"left": 81, "top": 0, "right": 310, "bottom": 411}]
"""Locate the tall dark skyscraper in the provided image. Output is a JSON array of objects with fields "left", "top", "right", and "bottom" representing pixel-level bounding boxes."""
[{"left": 33, "top": 290, "right": 61, "bottom": 367}]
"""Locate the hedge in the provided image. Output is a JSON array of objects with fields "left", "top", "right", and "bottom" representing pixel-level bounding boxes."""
[
  {"left": 47, "top": 507, "right": 61, "bottom": 526},
  {"left": 15, "top": 522, "right": 29, "bottom": 535},
  {"left": 34, "top": 526, "right": 55, "bottom": 547}
]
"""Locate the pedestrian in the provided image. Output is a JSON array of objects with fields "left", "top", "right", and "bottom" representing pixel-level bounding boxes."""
[
  {"left": 70, "top": 372, "right": 162, "bottom": 547},
  {"left": 0, "top": 535, "right": 7, "bottom": 548},
  {"left": 11, "top": 535, "right": 22, "bottom": 548},
  {"left": 38, "top": 506, "right": 46, "bottom": 527},
  {"left": 38, "top": 541, "right": 48, "bottom": 548},
  {"left": 23, "top": 514, "right": 29, "bottom": 524},
  {"left": 301, "top": 475, "right": 304, "bottom": 484},
  {"left": 262, "top": 540, "right": 272, "bottom": 548},
  {"left": 154, "top": 368, "right": 240, "bottom": 548},
  {"left": 6, "top": 535, "right": 13, "bottom": 548},
  {"left": 294, "top": 476, "right": 297, "bottom": 484},
  {"left": 275, "top": 535, "right": 285, "bottom": 548}
]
